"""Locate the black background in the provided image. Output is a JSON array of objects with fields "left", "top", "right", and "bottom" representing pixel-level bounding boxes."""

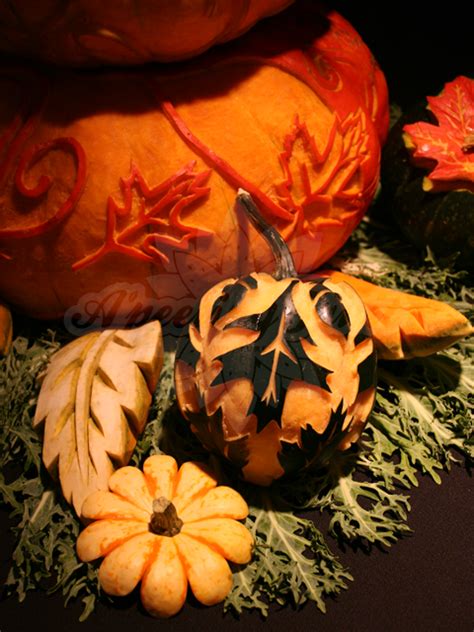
[
  {"left": 332, "top": 1, "right": 473, "bottom": 109},
  {"left": 1, "top": 1, "right": 473, "bottom": 630}
]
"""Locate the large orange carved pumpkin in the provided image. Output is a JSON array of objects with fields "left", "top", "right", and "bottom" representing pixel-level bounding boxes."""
[
  {"left": 0, "top": 0, "right": 294, "bottom": 65},
  {"left": 0, "top": 6, "right": 389, "bottom": 329}
]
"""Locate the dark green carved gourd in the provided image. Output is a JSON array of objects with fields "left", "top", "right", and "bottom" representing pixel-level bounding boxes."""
[{"left": 174, "top": 190, "right": 377, "bottom": 485}]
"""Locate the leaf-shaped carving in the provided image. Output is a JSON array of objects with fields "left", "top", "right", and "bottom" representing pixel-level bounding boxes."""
[
  {"left": 33, "top": 321, "right": 163, "bottom": 516},
  {"left": 157, "top": 98, "right": 373, "bottom": 252},
  {"left": 208, "top": 280, "right": 334, "bottom": 433},
  {"left": 403, "top": 76, "right": 474, "bottom": 190},
  {"left": 259, "top": 307, "right": 297, "bottom": 405},
  {"left": 318, "top": 270, "right": 474, "bottom": 360},
  {"left": 274, "top": 110, "right": 371, "bottom": 232},
  {"left": 73, "top": 161, "right": 212, "bottom": 271}
]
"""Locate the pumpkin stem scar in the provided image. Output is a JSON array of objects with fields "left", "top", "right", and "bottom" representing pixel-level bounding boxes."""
[
  {"left": 236, "top": 189, "right": 297, "bottom": 280},
  {"left": 149, "top": 497, "right": 183, "bottom": 536}
]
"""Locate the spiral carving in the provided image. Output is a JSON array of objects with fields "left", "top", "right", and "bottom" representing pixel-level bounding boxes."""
[{"left": 0, "top": 71, "right": 87, "bottom": 242}]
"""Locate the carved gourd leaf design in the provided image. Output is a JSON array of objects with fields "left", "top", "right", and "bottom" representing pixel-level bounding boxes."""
[
  {"left": 206, "top": 277, "right": 373, "bottom": 425},
  {"left": 159, "top": 94, "right": 371, "bottom": 244},
  {"left": 176, "top": 269, "right": 377, "bottom": 485},
  {"left": 33, "top": 321, "right": 163, "bottom": 516}
]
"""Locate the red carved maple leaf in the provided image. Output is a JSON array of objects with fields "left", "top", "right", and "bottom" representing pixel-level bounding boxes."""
[
  {"left": 73, "top": 161, "right": 212, "bottom": 270},
  {"left": 403, "top": 76, "right": 474, "bottom": 190}
]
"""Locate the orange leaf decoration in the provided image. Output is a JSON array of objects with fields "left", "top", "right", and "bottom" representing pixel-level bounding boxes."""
[
  {"left": 275, "top": 109, "right": 372, "bottom": 231},
  {"left": 72, "top": 161, "right": 212, "bottom": 270},
  {"left": 403, "top": 76, "right": 474, "bottom": 191}
]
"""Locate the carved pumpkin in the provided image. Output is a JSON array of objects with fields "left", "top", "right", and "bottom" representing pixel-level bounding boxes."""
[
  {"left": 0, "top": 0, "right": 294, "bottom": 66},
  {"left": 0, "top": 6, "right": 388, "bottom": 326},
  {"left": 76, "top": 455, "right": 253, "bottom": 618},
  {"left": 174, "top": 191, "right": 377, "bottom": 485}
]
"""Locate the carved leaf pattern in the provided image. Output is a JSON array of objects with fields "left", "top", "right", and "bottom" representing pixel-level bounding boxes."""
[
  {"left": 73, "top": 161, "right": 212, "bottom": 270},
  {"left": 273, "top": 109, "right": 370, "bottom": 231},
  {"left": 260, "top": 308, "right": 297, "bottom": 405},
  {"left": 203, "top": 277, "right": 372, "bottom": 432},
  {"left": 33, "top": 321, "right": 163, "bottom": 516}
]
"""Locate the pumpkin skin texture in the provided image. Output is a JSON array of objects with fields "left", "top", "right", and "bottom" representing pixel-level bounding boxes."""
[
  {"left": 0, "top": 0, "right": 294, "bottom": 66},
  {"left": 0, "top": 6, "right": 388, "bottom": 324},
  {"left": 0, "top": 302, "right": 12, "bottom": 355},
  {"left": 76, "top": 455, "right": 253, "bottom": 618},
  {"left": 174, "top": 193, "right": 377, "bottom": 486}
]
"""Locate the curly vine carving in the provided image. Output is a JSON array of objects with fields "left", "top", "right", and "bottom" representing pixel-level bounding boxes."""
[{"left": 0, "top": 72, "right": 87, "bottom": 247}]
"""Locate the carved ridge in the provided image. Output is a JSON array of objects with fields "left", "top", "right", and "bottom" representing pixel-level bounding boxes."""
[
  {"left": 0, "top": 73, "right": 87, "bottom": 246},
  {"left": 72, "top": 161, "right": 212, "bottom": 271}
]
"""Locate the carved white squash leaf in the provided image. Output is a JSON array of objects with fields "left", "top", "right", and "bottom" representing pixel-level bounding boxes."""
[{"left": 33, "top": 321, "right": 163, "bottom": 516}]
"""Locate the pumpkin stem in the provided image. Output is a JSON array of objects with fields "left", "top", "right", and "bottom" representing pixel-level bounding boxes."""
[
  {"left": 236, "top": 189, "right": 297, "bottom": 280},
  {"left": 149, "top": 497, "right": 183, "bottom": 536}
]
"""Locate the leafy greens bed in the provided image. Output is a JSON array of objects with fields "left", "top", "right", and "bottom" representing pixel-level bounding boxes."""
[{"left": 0, "top": 216, "right": 472, "bottom": 621}]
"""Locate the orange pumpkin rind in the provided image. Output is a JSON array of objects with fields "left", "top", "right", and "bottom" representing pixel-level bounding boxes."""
[
  {"left": 0, "top": 8, "right": 388, "bottom": 323},
  {"left": 0, "top": 301, "right": 12, "bottom": 356},
  {"left": 0, "top": 0, "right": 295, "bottom": 66}
]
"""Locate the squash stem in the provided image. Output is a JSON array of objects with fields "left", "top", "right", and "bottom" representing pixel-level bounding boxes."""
[
  {"left": 236, "top": 189, "right": 297, "bottom": 280},
  {"left": 149, "top": 497, "right": 183, "bottom": 536}
]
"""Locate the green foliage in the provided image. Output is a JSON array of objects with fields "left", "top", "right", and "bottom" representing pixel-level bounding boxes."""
[
  {"left": 225, "top": 488, "right": 352, "bottom": 616},
  {"left": 0, "top": 218, "right": 471, "bottom": 620},
  {"left": 0, "top": 333, "right": 102, "bottom": 620}
]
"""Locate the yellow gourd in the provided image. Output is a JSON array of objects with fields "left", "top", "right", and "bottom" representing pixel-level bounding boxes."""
[{"left": 76, "top": 454, "right": 253, "bottom": 618}]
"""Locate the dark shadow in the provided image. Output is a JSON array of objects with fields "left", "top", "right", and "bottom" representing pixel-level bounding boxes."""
[
  {"left": 1, "top": 2, "right": 331, "bottom": 128},
  {"left": 158, "top": 403, "right": 210, "bottom": 466},
  {"left": 328, "top": 1, "right": 472, "bottom": 110},
  {"left": 5, "top": 309, "right": 75, "bottom": 346}
]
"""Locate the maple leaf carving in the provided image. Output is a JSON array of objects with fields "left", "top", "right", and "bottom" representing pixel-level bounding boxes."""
[
  {"left": 209, "top": 280, "right": 333, "bottom": 433},
  {"left": 403, "top": 76, "right": 474, "bottom": 190},
  {"left": 274, "top": 110, "right": 371, "bottom": 233},
  {"left": 73, "top": 161, "right": 212, "bottom": 270}
]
